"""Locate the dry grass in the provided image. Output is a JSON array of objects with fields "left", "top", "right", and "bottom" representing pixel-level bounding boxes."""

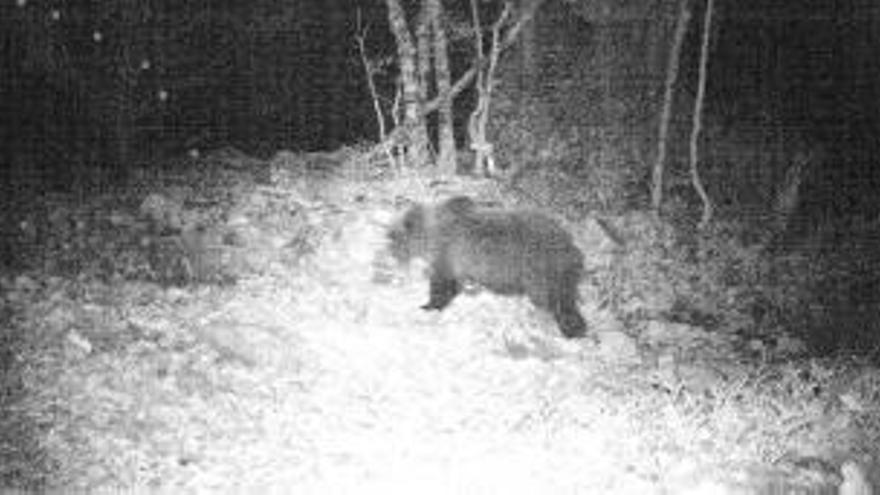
[{"left": 0, "top": 154, "right": 876, "bottom": 493}]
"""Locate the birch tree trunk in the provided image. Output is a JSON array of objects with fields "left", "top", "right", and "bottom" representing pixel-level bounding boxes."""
[
  {"left": 416, "top": 3, "right": 432, "bottom": 107},
  {"left": 384, "top": 0, "right": 430, "bottom": 167},
  {"left": 426, "top": 0, "right": 456, "bottom": 175}
]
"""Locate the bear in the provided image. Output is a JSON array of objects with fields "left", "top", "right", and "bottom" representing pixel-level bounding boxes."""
[{"left": 387, "top": 196, "right": 587, "bottom": 338}]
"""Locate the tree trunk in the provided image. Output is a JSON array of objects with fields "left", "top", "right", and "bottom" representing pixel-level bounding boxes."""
[
  {"left": 427, "top": 0, "right": 456, "bottom": 175},
  {"left": 416, "top": 3, "right": 432, "bottom": 107},
  {"left": 384, "top": 0, "right": 430, "bottom": 167}
]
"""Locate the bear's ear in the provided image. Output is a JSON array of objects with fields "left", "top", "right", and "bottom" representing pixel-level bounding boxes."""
[{"left": 393, "top": 196, "right": 419, "bottom": 209}]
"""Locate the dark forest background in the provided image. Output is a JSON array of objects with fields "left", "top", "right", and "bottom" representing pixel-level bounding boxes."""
[{"left": 1, "top": 0, "right": 880, "bottom": 224}]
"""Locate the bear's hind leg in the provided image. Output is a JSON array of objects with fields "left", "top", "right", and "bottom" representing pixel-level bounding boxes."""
[
  {"left": 553, "top": 304, "right": 587, "bottom": 338},
  {"left": 423, "top": 273, "right": 461, "bottom": 310},
  {"left": 545, "top": 273, "right": 588, "bottom": 339}
]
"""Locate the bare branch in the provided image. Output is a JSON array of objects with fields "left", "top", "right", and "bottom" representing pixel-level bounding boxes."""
[
  {"left": 690, "top": 0, "right": 715, "bottom": 228},
  {"left": 652, "top": 0, "right": 691, "bottom": 213}
]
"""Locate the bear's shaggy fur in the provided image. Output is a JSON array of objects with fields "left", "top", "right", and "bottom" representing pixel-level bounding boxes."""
[{"left": 387, "top": 196, "right": 587, "bottom": 338}]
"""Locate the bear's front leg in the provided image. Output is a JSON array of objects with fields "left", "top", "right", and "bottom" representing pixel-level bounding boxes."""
[{"left": 422, "top": 273, "right": 460, "bottom": 310}]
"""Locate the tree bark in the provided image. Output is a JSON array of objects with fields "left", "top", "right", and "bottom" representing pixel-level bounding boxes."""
[
  {"left": 416, "top": 2, "right": 432, "bottom": 107},
  {"left": 384, "top": 0, "right": 430, "bottom": 167},
  {"left": 427, "top": 0, "right": 456, "bottom": 175},
  {"left": 371, "top": 0, "right": 544, "bottom": 171}
]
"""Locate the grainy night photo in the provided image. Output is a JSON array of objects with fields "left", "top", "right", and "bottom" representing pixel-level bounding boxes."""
[{"left": 1, "top": 0, "right": 878, "bottom": 492}]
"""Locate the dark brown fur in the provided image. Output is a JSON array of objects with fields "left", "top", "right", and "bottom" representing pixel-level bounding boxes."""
[{"left": 387, "top": 196, "right": 587, "bottom": 338}]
